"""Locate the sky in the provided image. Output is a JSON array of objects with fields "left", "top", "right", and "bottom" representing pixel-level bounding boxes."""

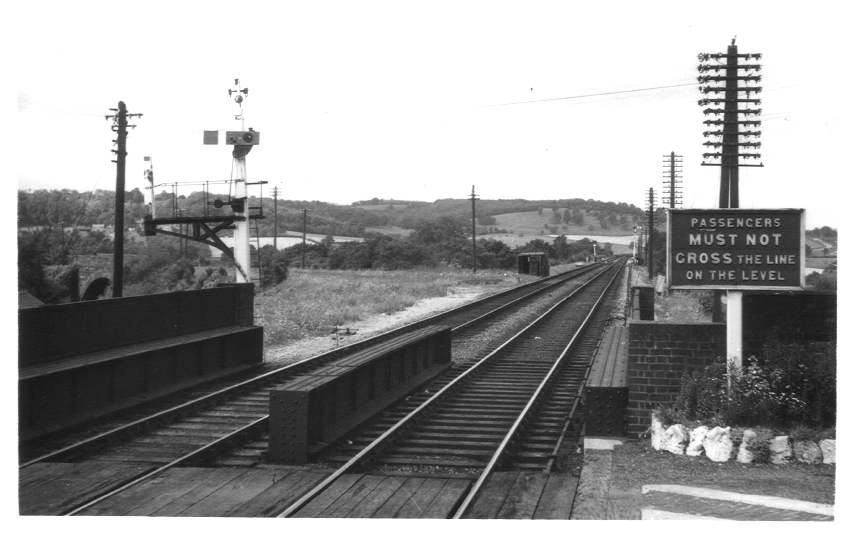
[{"left": 10, "top": 0, "right": 850, "bottom": 229}]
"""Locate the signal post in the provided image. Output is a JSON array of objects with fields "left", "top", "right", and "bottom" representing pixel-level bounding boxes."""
[{"left": 144, "top": 79, "right": 262, "bottom": 285}]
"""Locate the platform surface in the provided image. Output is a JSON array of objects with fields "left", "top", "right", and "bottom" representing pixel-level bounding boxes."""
[{"left": 586, "top": 326, "right": 628, "bottom": 388}]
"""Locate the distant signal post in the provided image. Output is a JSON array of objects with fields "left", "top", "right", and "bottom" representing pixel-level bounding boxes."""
[{"left": 667, "top": 208, "right": 805, "bottom": 368}]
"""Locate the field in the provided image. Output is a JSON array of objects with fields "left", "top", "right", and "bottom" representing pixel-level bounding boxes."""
[
  {"left": 255, "top": 267, "right": 523, "bottom": 346},
  {"left": 364, "top": 225, "right": 414, "bottom": 236},
  {"left": 492, "top": 209, "right": 634, "bottom": 236},
  {"left": 806, "top": 237, "right": 836, "bottom": 256},
  {"left": 357, "top": 203, "right": 410, "bottom": 211}
]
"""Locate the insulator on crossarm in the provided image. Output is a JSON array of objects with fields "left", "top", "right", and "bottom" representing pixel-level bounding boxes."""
[{"left": 697, "top": 64, "right": 726, "bottom": 72}]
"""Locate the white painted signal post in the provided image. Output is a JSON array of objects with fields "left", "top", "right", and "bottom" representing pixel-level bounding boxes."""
[{"left": 143, "top": 79, "right": 264, "bottom": 285}]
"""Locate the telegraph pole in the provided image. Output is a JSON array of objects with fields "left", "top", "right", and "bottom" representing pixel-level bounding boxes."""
[
  {"left": 106, "top": 101, "right": 142, "bottom": 298},
  {"left": 662, "top": 152, "right": 683, "bottom": 209},
  {"left": 698, "top": 39, "right": 763, "bottom": 207},
  {"left": 273, "top": 186, "right": 279, "bottom": 251},
  {"left": 698, "top": 39, "right": 762, "bottom": 324},
  {"left": 470, "top": 185, "right": 478, "bottom": 273},
  {"left": 645, "top": 187, "right": 655, "bottom": 279},
  {"left": 301, "top": 208, "right": 308, "bottom": 269}
]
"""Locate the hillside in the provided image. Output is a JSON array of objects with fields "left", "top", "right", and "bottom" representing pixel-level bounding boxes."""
[
  {"left": 354, "top": 198, "right": 643, "bottom": 238},
  {"left": 18, "top": 190, "right": 645, "bottom": 239}
]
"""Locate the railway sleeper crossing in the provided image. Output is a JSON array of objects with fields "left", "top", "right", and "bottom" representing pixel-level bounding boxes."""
[{"left": 19, "top": 259, "right": 625, "bottom": 517}]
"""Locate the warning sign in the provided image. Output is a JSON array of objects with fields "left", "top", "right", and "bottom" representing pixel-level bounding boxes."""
[{"left": 667, "top": 209, "right": 805, "bottom": 290}]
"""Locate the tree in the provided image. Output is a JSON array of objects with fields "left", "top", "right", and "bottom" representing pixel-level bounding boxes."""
[
  {"left": 571, "top": 209, "right": 584, "bottom": 225},
  {"left": 518, "top": 239, "right": 555, "bottom": 257},
  {"left": 552, "top": 235, "right": 569, "bottom": 259},
  {"left": 476, "top": 238, "right": 515, "bottom": 269},
  {"left": 259, "top": 246, "right": 289, "bottom": 286}
]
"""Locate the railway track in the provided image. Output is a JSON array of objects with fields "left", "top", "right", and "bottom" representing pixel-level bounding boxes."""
[
  {"left": 21, "top": 262, "right": 602, "bottom": 465},
  {"left": 20, "top": 261, "right": 610, "bottom": 515},
  {"left": 280, "top": 258, "right": 624, "bottom": 518}
]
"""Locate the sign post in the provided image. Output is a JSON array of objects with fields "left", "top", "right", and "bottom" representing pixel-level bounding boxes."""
[
  {"left": 726, "top": 290, "right": 743, "bottom": 369},
  {"left": 667, "top": 209, "right": 805, "bottom": 375}
]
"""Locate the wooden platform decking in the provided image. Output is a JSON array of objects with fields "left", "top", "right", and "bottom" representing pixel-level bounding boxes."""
[
  {"left": 22, "top": 461, "right": 578, "bottom": 518},
  {"left": 584, "top": 326, "right": 629, "bottom": 437}
]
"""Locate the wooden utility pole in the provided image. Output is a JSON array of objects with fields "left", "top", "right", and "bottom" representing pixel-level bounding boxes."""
[
  {"left": 646, "top": 187, "right": 655, "bottom": 279},
  {"left": 470, "top": 185, "right": 478, "bottom": 273},
  {"left": 698, "top": 39, "right": 762, "bottom": 325},
  {"left": 106, "top": 101, "right": 142, "bottom": 298},
  {"left": 663, "top": 152, "right": 682, "bottom": 209},
  {"left": 301, "top": 208, "right": 308, "bottom": 269},
  {"left": 273, "top": 186, "right": 279, "bottom": 251}
]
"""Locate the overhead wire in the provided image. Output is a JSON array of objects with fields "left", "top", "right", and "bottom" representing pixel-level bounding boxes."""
[{"left": 491, "top": 82, "right": 700, "bottom": 106}]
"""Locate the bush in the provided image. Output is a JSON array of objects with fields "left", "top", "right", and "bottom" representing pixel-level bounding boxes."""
[
  {"left": 674, "top": 355, "right": 808, "bottom": 428},
  {"left": 259, "top": 246, "right": 289, "bottom": 287},
  {"left": 762, "top": 340, "right": 836, "bottom": 427}
]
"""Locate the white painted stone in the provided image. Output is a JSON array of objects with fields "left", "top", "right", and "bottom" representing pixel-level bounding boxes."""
[
  {"left": 794, "top": 440, "right": 823, "bottom": 464},
  {"left": 662, "top": 424, "right": 688, "bottom": 455},
  {"left": 584, "top": 438, "right": 624, "bottom": 451},
  {"left": 736, "top": 429, "right": 758, "bottom": 464},
  {"left": 703, "top": 426, "right": 733, "bottom": 462},
  {"left": 651, "top": 413, "right": 667, "bottom": 451},
  {"left": 770, "top": 436, "right": 793, "bottom": 465},
  {"left": 819, "top": 439, "right": 835, "bottom": 464},
  {"left": 686, "top": 426, "right": 709, "bottom": 457}
]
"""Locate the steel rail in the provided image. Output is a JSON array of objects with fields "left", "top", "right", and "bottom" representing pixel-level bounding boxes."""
[
  {"left": 59, "top": 263, "right": 611, "bottom": 516},
  {"left": 544, "top": 287, "right": 619, "bottom": 474},
  {"left": 453, "top": 260, "right": 624, "bottom": 517},
  {"left": 277, "top": 262, "right": 618, "bottom": 518},
  {"left": 64, "top": 416, "right": 267, "bottom": 516},
  {"left": 21, "top": 263, "right": 601, "bottom": 468}
]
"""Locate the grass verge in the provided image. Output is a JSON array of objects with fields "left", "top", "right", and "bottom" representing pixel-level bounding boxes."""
[{"left": 255, "top": 268, "right": 518, "bottom": 346}]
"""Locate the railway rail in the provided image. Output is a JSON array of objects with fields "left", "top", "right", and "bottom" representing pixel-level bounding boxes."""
[
  {"left": 20, "top": 261, "right": 611, "bottom": 515},
  {"left": 279, "top": 258, "right": 624, "bottom": 518}
]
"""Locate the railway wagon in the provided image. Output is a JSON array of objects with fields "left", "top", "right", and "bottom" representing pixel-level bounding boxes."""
[{"left": 517, "top": 252, "right": 550, "bottom": 277}]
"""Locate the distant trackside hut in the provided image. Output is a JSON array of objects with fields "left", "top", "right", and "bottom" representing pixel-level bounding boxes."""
[{"left": 517, "top": 252, "right": 550, "bottom": 277}]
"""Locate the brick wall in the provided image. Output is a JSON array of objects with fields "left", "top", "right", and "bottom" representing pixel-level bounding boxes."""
[{"left": 626, "top": 321, "right": 725, "bottom": 436}]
